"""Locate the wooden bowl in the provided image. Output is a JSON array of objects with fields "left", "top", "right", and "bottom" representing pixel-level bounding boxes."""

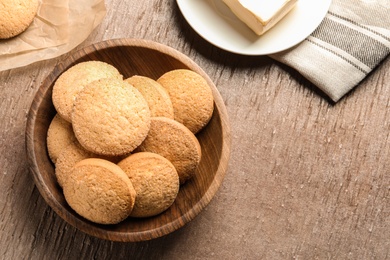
[{"left": 26, "top": 38, "right": 231, "bottom": 242}]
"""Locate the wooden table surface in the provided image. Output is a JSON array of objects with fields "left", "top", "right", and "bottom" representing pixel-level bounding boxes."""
[{"left": 1, "top": 1, "right": 389, "bottom": 259}]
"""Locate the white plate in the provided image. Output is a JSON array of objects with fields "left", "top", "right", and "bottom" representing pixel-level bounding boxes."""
[{"left": 177, "top": 0, "right": 332, "bottom": 55}]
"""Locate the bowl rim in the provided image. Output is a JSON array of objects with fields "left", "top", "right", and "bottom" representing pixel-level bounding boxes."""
[{"left": 25, "top": 38, "right": 231, "bottom": 242}]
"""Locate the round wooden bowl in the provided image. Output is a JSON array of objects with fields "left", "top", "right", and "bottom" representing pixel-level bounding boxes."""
[{"left": 25, "top": 38, "right": 231, "bottom": 242}]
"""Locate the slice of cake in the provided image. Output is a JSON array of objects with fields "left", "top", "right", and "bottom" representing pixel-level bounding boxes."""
[{"left": 222, "top": 0, "right": 298, "bottom": 35}]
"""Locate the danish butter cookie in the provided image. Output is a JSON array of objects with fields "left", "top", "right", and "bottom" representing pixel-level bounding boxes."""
[
  {"left": 125, "top": 75, "right": 174, "bottom": 119},
  {"left": 157, "top": 69, "right": 214, "bottom": 134},
  {"left": 72, "top": 78, "right": 151, "bottom": 156},
  {"left": 63, "top": 158, "right": 136, "bottom": 225},
  {"left": 47, "top": 114, "right": 76, "bottom": 164},
  {"left": 52, "top": 61, "right": 123, "bottom": 122},
  {"left": 118, "top": 152, "right": 179, "bottom": 218},
  {"left": 136, "top": 117, "right": 201, "bottom": 184},
  {"left": 0, "top": 0, "right": 39, "bottom": 39}
]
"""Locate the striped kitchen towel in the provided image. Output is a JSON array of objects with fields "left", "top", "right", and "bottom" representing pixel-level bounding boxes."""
[{"left": 271, "top": 0, "right": 390, "bottom": 102}]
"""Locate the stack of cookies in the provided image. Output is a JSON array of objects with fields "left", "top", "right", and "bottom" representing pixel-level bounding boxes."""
[{"left": 47, "top": 61, "right": 214, "bottom": 224}]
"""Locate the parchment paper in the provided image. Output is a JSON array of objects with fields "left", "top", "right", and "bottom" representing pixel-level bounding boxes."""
[{"left": 0, "top": 0, "right": 106, "bottom": 72}]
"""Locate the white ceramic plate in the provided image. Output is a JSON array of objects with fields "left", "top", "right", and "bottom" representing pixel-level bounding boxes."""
[{"left": 177, "top": 0, "right": 332, "bottom": 55}]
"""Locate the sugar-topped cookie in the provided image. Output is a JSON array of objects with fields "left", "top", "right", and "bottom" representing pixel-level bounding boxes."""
[
  {"left": 72, "top": 78, "right": 151, "bottom": 156},
  {"left": 52, "top": 61, "right": 123, "bottom": 122},
  {"left": 136, "top": 117, "right": 201, "bottom": 184},
  {"left": 118, "top": 152, "right": 179, "bottom": 218},
  {"left": 47, "top": 114, "right": 76, "bottom": 164},
  {"left": 157, "top": 69, "right": 214, "bottom": 134},
  {"left": 0, "top": 0, "right": 39, "bottom": 39},
  {"left": 125, "top": 75, "right": 174, "bottom": 119},
  {"left": 55, "top": 141, "right": 124, "bottom": 188},
  {"left": 63, "top": 158, "right": 136, "bottom": 224}
]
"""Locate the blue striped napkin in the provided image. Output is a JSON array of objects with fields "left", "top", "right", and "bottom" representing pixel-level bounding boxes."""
[{"left": 271, "top": 0, "right": 390, "bottom": 102}]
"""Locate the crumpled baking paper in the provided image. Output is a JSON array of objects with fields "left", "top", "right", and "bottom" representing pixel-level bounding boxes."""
[{"left": 0, "top": 0, "right": 106, "bottom": 72}]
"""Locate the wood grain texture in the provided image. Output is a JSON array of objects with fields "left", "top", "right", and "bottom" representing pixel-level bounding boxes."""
[{"left": 1, "top": 0, "right": 389, "bottom": 259}]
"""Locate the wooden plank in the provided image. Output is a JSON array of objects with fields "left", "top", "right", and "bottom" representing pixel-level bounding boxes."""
[{"left": 0, "top": 0, "right": 389, "bottom": 259}]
